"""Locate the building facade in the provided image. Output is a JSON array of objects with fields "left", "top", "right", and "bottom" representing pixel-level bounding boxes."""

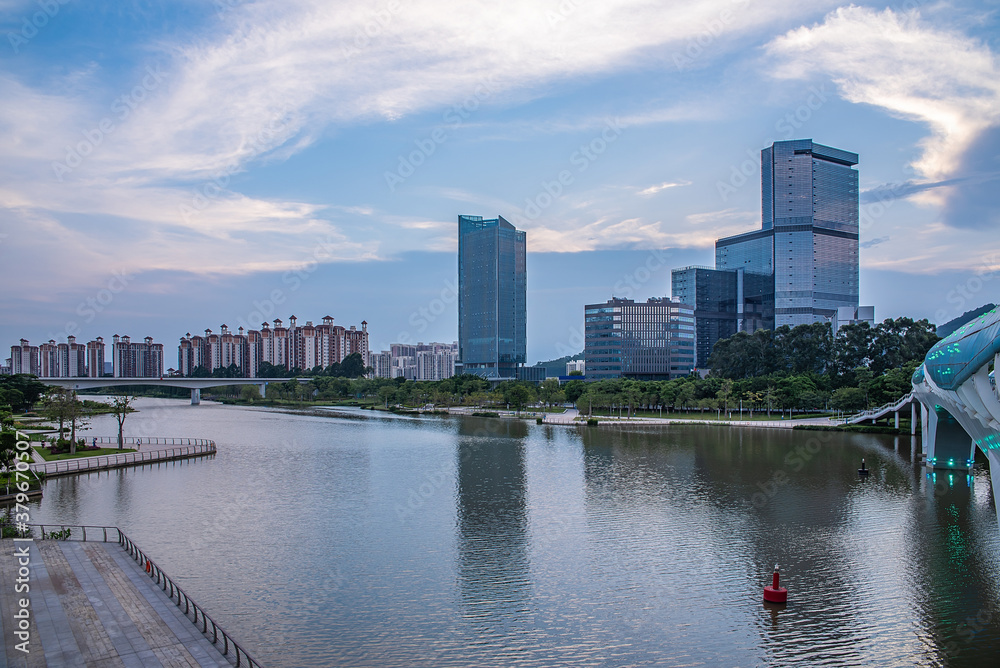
[
  {"left": 10, "top": 339, "right": 40, "bottom": 376},
  {"left": 458, "top": 214, "right": 526, "bottom": 379},
  {"left": 177, "top": 316, "right": 369, "bottom": 377},
  {"left": 111, "top": 335, "right": 164, "bottom": 378},
  {"left": 717, "top": 139, "right": 861, "bottom": 328},
  {"left": 584, "top": 297, "right": 695, "bottom": 381},
  {"left": 370, "top": 342, "right": 458, "bottom": 380},
  {"left": 673, "top": 139, "right": 872, "bottom": 368}
]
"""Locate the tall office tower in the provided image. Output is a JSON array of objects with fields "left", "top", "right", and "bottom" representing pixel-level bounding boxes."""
[
  {"left": 718, "top": 139, "right": 860, "bottom": 328},
  {"left": 458, "top": 215, "right": 526, "bottom": 379}
]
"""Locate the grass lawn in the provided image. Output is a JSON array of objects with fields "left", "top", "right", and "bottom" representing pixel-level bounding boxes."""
[{"left": 34, "top": 446, "right": 137, "bottom": 461}]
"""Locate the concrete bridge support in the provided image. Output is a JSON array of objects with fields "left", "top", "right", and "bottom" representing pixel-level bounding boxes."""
[
  {"left": 922, "top": 405, "right": 976, "bottom": 470},
  {"left": 191, "top": 388, "right": 201, "bottom": 405}
]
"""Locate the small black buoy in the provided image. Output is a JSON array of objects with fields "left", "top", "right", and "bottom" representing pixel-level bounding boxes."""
[{"left": 858, "top": 458, "right": 870, "bottom": 476}]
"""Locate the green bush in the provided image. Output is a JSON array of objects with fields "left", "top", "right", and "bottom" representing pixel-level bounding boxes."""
[{"left": 587, "top": 418, "right": 599, "bottom": 426}]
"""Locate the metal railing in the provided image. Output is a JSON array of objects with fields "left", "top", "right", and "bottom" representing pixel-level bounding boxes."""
[
  {"left": 848, "top": 392, "right": 915, "bottom": 423},
  {"left": 26, "top": 524, "right": 262, "bottom": 668},
  {"left": 31, "top": 441, "right": 216, "bottom": 476},
  {"left": 90, "top": 437, "right": 215, "bottom": 447}
]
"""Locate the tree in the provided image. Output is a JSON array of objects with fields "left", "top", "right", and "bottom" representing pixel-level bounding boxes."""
[
  {"left": 563, "top": 380, "right": 586, "bottom": 403},
  {"left": 340, "top": 353, "right": 367, "bottom": 379},
  {"left": 110, "top": 393, "right": 136, "bottom": 449},
  {"left": 716, "top": 378, "right": 734, "bottom": 415},
  {"left": 239, "top": 385, "right": 260, "bottom": 402},
  {"left": 537, "top": 378, "right": 560, "bottom": 408},
  {"left": 0, "top": 374, "right": 47, "bottom": 412},
  {"left": 503, "top": 383, "right": 533, "bottom": 415},
  {"left": 43, "top": 387, "right": 87, "bottom": 453}
]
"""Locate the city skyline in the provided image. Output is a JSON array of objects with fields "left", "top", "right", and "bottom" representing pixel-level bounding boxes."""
[{"left": 1, "top": 1, "right": 998, "bottom": 364}]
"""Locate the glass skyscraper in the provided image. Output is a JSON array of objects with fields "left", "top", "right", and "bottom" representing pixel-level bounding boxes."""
[
  {"left": 718, "top": 139, "right": 860, "bottom": 328},
  {"left": 673, "top": 139, "right": 867, "bottom": 366},
  {"left": 458, "top": 215, "right": 526, "bottom": 379}
]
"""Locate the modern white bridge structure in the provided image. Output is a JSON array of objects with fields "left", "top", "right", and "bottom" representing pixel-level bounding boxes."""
[
  {"left": 40, "top": 377, "right": 278, "bottom": 404},
  {"left": 908, "top": 307, "right": 1000, "bottom": 508}
]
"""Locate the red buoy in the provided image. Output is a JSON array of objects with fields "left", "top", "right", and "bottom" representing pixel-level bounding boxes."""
[{"left": 763, "top": 563, "right": 787, "bottom": 603}]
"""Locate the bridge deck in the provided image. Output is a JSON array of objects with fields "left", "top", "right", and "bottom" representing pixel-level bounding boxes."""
[{"left": 0, "top": 539, "right": 233, "bottom": 668}]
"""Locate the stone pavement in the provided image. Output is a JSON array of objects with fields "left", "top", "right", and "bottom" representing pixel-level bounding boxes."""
[{"left": 0, "top": 539, "right": 235, "bottom": 668}]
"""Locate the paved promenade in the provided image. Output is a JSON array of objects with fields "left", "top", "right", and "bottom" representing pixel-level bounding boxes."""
[
  {"left": 0, "top": 540, "right": 234, "bottom": 667},
  {"left": 454, "top": 406, "right": 841, "bottom": 429}
]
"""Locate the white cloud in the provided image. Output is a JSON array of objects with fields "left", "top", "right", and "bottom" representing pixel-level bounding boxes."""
[
  {"left": 767, "top": 6, "right": 1000, "bottom": 183},
  {"left": 0, "top": 0, "right": 842, "bottom": 287},
  {"left": 637, "top": 180, "right": 692, "bottom": 196}
]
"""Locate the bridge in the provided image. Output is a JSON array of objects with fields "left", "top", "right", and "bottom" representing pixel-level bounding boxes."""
[
  {"left": 906, "top": 307, "right": 1000, "bottom": 513},
  {"left": 40, "top": 377, "right": 279, "bottom": 404}
]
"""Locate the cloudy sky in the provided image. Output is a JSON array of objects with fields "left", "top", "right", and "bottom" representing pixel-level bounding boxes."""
[{"left": 1, "top": 0, "right": 998, "bottom": 365}]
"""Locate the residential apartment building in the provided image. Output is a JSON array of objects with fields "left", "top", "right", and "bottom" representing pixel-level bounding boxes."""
[
  {"left": 111, "top": 335, "right": 164, "bottom": 378},
  {"left": 370, "top": 342, "right": 459, "bottom": 380},
  {"left": 177, "top": 316, "right": 369, "bottom": 377},
  {"left": 10, "top": 339, "right": 40, "bottom": 376}
]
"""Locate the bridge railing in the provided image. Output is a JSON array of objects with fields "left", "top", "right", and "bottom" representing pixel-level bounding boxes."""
[
  {"left": 89, "top": 437, "right": 215, "bottom": 447},
  {"left": 31, "top": 442, "right": 216, "bottom": 475},
  {"left": 25, "top": 524, "right": 262, "bottom": 668},
  {"left": 848, "top": 392, "right": 915, "bottom": 423}
]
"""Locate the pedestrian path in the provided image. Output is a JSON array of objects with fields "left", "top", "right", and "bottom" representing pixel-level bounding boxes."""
[{"left": 0, "top": 539, "right": 234, "bottom": 667}]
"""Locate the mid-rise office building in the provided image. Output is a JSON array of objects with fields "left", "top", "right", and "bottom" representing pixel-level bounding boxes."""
[
  {"left": 584, "top": 297, "right": 695, "bottom": 381},
  {"left": 458, "top": 215, "right": 526, "bottom": 379}
]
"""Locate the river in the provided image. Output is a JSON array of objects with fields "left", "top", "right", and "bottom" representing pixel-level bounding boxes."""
[{"left": 28, "top": 398, "right": 1000, "bottom": 666}]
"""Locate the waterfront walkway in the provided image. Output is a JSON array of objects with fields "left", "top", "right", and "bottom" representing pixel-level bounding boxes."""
[
  {"left": 457, "top": 407, "right": 840, "bottom": 429},
  {"left": 0, "top": 539, "right": 234, "bottom": 668},
  {"left": 29, "top": 439, "right": 216, "bottom": 478}
]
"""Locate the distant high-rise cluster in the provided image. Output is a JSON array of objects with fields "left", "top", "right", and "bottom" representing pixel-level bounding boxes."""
[
  {"left": 177, "top": 316, "right": 368, "bottom": 377},
  {"left": 369, "top": 342, "right": 459, "bottom": 381},
  {"left": 672, "top": 139, "right": 875, "bottom": 368},
  {"left": 7, "top": 335, "right": 162, "bottom": 378}
]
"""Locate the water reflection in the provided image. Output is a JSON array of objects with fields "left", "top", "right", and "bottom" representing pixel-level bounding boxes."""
[{"left": 456, "top": 418, "right": 530, "bottom": 628}]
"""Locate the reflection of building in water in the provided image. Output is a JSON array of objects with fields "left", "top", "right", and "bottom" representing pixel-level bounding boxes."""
[{"left": 456, "top": 418, "right": 530, "bottom": 622}]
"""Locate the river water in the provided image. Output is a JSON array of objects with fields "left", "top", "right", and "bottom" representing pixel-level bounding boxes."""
[{"left": 28, "top": 398, "right": 1000, "bottom": 667}]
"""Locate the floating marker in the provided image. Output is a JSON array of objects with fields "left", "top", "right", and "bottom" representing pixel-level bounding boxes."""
[
  {"left": 858, "top": 458, "right": 870, "bottom": 476},
  {"left": 763, "top": 563, "right": 787, "bottom": 604}
]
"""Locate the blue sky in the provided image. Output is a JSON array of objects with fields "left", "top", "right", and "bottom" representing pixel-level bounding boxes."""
[{"left": 1, "top": 0, "right": 998, "bottom": 366}]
